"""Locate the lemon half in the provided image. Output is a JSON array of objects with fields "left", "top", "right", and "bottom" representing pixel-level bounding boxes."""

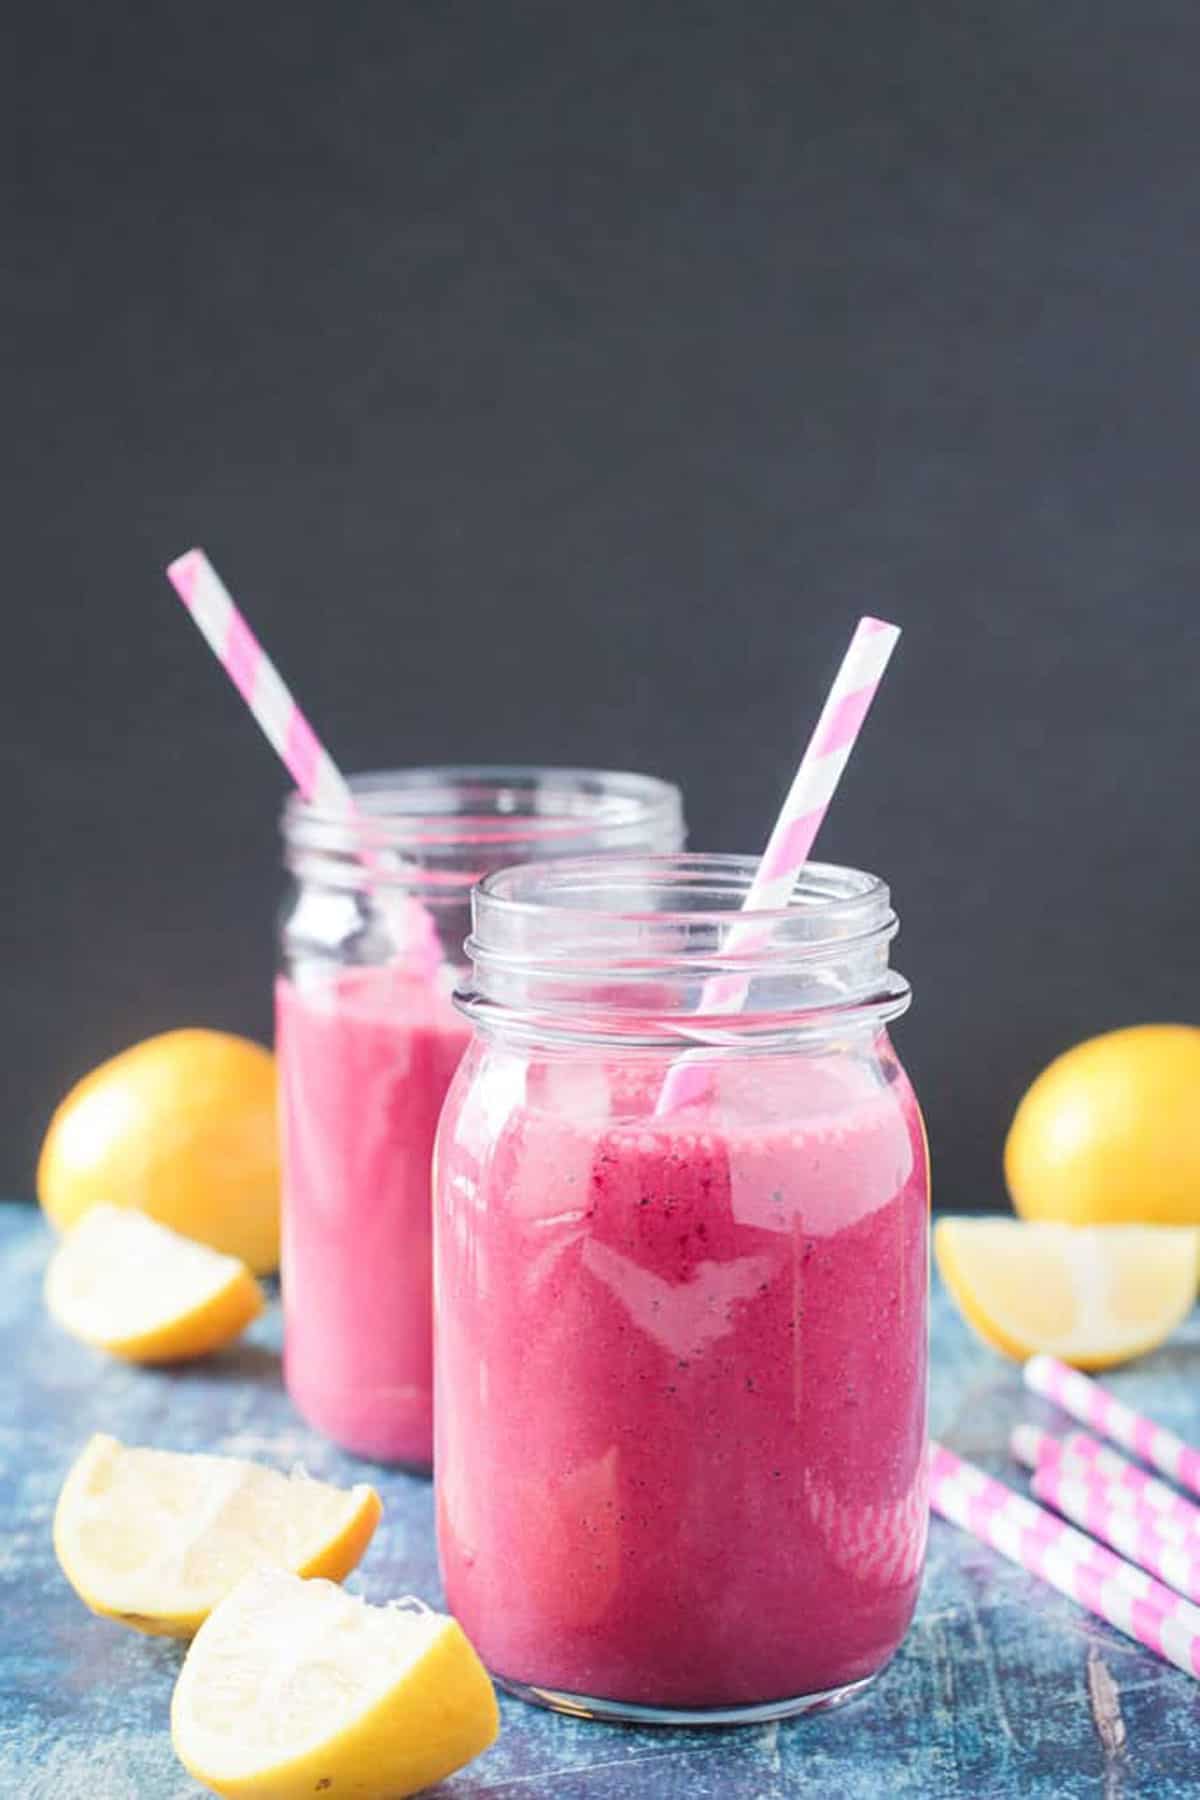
[
  {"left": 1006, "top": 1024, "right": 1200, "bottom": 1229},
  {"left": 38, "top": 1029, "right": 280, "bottom": 1271}
]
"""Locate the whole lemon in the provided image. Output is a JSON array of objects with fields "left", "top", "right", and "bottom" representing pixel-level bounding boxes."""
[
  {"left": 1005, "top": 1024, "right": 1200, "bottom": 1228},
  {"left": 38, "top": 1030, "right": 279, "bottom": 1272}
]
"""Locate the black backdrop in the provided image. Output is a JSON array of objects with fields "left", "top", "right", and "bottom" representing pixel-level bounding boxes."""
[{"left": 5, "top": 2, "right": 1200, "bottom": 1203}]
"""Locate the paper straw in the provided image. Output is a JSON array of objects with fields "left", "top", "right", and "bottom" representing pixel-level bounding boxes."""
[
  {"left": 1010, "top": 1423, "right": 1069, "bottom": 1473},
  {"left": 1065, "top": 1434, "right": 1200, "bottom": 1531},
  {"left": 1030, "top": 1463, "right": 1200, "bottom": 1599},
  {"left": 166, "top": 548, "right": 440, "bottom": 971},
  {"left": 930, "top": 1443, "right": 1200, "bottom": 1677},
  {"left": 656, "top": 616, "right": 900, "bottom": 1114},
  {"left": 167, "top": 549, "right": 354, "bottom": 811},
  {"left": 933, "top": 1446, "right": 1183, "bottom": 1616},
  {"left": 1025, "top": 1355, "right": 1200, "bottom": 1498},
  {"left": 1038, "top": 1467, "right": 1200, "bottom": 1549},
  {"left": 1012, "top": 1424, "right": 1200, "bottom": 1537}
]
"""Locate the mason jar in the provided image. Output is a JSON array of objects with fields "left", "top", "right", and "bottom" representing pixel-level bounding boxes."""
[
  {"left": 434, "top": 853, "right": 929, "bottom": 1722},
  {"left": 277, "top": 768, "right": 685, "bottom": 1468}
]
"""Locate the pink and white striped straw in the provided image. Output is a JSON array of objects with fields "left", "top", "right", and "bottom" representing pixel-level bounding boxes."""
[
  {"left": 1012, "top": 1424, "right": 1200, "bottom": 1538},
  {"left": 930, "top": 1443, "right": 1200, "bottom": 1677},
  {"left": 1036, "top": 1465, "right": 1200, "bottom": 1550},
  {"left": 1064, "top": 1433, "right": 1200, "bottom": 1532},
  {"left": 1013, "top": 1431, "right": 1187, "bottom": 1546},
  {"left": 1025, "top": 1354, "right": 1200, "bottom": 1499},
  {"left": 1030, "top": 1462, "right": 1200, "bottom": 1599},
  {"left": 933, "top": 1445, "right": 1187, "bottom": 1615},
  {"left": 167, "top": 549, "right": 353, "bottom": 811},
  {"left": 166, "top": 548, "right": 440, "bottom": 971},
  {"left": 656, "top": 615, "right": 900, "bottom": 1114}
]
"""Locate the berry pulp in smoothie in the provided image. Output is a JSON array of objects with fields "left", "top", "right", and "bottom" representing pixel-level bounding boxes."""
[
  {"left": 277, "top": 965, "right": 469, "bottom": 1465},
  {"left": 435, "top": 1046, "right": 929, "bottom": 1708}
]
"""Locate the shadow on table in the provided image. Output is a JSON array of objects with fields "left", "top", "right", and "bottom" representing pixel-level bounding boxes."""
[
  {"left": 162, "top": 1342, "right": 284, "bottom": 1389},
  {"left": 1134, "top": 1339, "right": 1200, "bottom": 1390}
]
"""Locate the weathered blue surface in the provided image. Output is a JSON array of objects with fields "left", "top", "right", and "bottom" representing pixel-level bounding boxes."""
[{"left": 2, "top": 1203, "right": 1199, "bottom": 1798}]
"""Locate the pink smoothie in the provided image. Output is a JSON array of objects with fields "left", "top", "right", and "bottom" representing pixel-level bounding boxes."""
[
  {"left": 278, "top": 965, "right": 469, "bottom": 1465},
  {"left": 435, "top": 1044, "right": 929, "bottom": 1707}
]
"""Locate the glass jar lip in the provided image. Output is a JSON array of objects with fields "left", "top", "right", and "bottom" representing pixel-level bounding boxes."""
[
  {"left": 473, "top": 853, "right": 890, "bottom": 936},
  {"left": 282, "top": 765, "right": 686, "bottom": 874}
]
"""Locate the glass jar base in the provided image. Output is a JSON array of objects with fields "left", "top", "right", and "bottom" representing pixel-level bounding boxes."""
[{"left": 495, "top": 1668, "right": 881, "bottom": 1727}]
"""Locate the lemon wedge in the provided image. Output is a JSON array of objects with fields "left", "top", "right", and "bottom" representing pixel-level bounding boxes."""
[
  {"left": 45, "top": 1205, "right": 264, "bottom": 1363},
  {"left": 171, "top": 1566, "right": 499, "bottom": 1799},
  {"left": 54, "top": 1435, "right": 381, "bottom": 1637},
  {"left": 934, "top": 1217, "right": 1200, "bottom": 1369}
]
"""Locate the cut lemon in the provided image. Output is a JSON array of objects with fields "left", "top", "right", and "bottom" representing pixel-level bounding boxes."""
[
  {"left": 45, "top": 1205, "right": 264, "bottom": 1363},
  {"left": 934, "top": 1217, "right": 1200, "bottom": 1369},
  {"left": 171, "top": 1566, "right": 500, "bottom": 1799},
  {"left": 54, "top": 1435, "right": 382, "bottom": 1637}
]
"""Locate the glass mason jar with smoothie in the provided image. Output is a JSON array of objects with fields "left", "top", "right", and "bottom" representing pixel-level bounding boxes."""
[
  {"left": 277, "top": 768, "right": 686, "bottom": 1467},
  {"left": 434, "top": 853, "right": 929, "bottom": 1722}
]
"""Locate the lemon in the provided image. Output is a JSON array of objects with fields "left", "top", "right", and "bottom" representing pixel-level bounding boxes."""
[
  {"left": 54, "top": 1435, "right": 381, "bottom": 1638},
  {"left": 171, "top": 1566, "right": 500, "bottom": 1800},
  {"left": 38, "top": 1029, "right": 280, "bottom": 1272},
  {"left": 934, "top": 1217, "right": 1200, "bottom": 1369},
  {"left": 1005, "top": 1025, "right": 1200, "bottom": 1229},
  {"left": 44, "top": 1205, "right": 264, "bottom": 1363}
]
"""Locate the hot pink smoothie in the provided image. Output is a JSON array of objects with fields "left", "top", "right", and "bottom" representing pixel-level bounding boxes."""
[
  {"left": 278, "top": 965, "right": 469, "bottom": 1465},
  {"left": 435, "top": 1047, "right": 928, "bottom": 1708}
]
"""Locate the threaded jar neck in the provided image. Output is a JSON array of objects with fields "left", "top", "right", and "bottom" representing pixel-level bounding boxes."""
[
  {"left": 458, "top": 854, "right": 911, "bottom": 1049},
  {"left": 281, "top": 766, "right": 686, "bottom": 907}
]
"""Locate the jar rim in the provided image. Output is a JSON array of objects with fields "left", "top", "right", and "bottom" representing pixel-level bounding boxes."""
[
  {"left": 281, "top": 765, "right": 686, "bottom": 886},
  {"left": 473, "top": 853, "right": 888, "bottom": 934}
]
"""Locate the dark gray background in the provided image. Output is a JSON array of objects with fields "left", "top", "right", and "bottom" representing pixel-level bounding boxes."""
[{"left": 5, "top": 2, "right": 1199, "bottom": 1202}]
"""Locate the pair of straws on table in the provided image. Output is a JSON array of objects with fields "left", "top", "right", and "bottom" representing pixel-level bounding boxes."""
[{"left": 931, "top": 1356, "right": 1200, "bottom": 1679}]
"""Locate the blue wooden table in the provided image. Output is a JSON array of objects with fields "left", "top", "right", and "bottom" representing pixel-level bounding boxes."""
[{"left": 3, "top": 1202, "right": 1199, "bottom": 1798}]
